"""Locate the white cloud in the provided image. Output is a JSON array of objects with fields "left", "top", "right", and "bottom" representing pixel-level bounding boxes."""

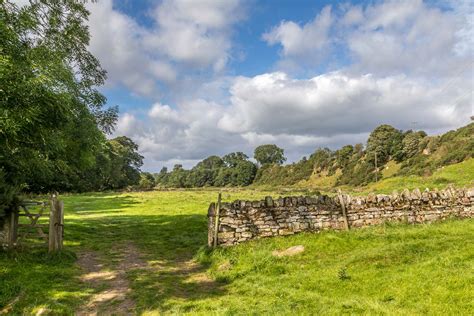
[
  {"left": 262, "top": 0, "right": 472, "bottom": 78},
  {"left": 115, "top": 113, "right": 140, "bottom": 136},
  {"left": 117, "top": 70, "right": 471, "bottom": 171},
  {"left": 11, "top": 0, "right": 30, "bottom": 7},
  {"left": 263, "top": 6, "right": 333, "bottom": 63},
  {"left": 148, "top": 103, "right": 181, "bottom": 122},
  {"left": 87, "top": 0, "right": 246, "bottom": 97},
  {"left": 145, "top": 0, "right": 245, "bottom": 71},
  {"left": 114, "top": 99, "right": 246, "bottom": 169},
  {"left": 219, "top": 72, "right": 469, "bottom": 135},
  {"left": 101, "top": 0, "right": 473, "bottom": 171},
  {"left": 344, "top": 0, "right": 471, "bottom": 77},
  {"left": 87, "top": 0, "right": 167, "bottom": 96}
]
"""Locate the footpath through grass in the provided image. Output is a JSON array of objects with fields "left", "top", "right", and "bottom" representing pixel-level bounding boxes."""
[{"left": 0, "top": 189, "right": 473, "bottom": 314}]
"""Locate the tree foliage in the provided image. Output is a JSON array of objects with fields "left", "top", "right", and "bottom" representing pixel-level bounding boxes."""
[
  {"left": 254, "top": 123, "right": 472, "bottom": 187},
  {"left": 0, "top": 1, "right": 143, "bottom": 212},
  {"left": 156, "top": 152, "right": 257, "bottom": 188},
  {"left": 366, "top": 125, "right": 404, "bottom": 165},
  {"left": 138, "top": 172, "right": 156, "bottom": 190},
  {"left": 254, "top": 144, "right": 286, "bottom": 166}
]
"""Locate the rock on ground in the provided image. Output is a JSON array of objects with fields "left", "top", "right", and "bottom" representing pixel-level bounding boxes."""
[{"left": 272, "top": 245, "right": 305, "bottom": 257}]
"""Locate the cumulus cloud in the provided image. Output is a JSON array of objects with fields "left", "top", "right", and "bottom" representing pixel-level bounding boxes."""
[
  {"left": 219, "top": 72, "right": 469, "bottom": 135},
  {"left": 96, "top": 0, "right": 472, "bottom": 170},
  {"left": 114, "top": 99, "right": 246, "bottom": 169},
  {"left": 263, "top": 6, "right": 333, "bottom": 61},
  {"left": 344, "top": 0, "right": 472, "bottom": 77},
  {"left": 87, "top": 0, "right": 246, "bottom": 97},
  {"left": 87, "top": 0, "right": 172, "bottom": 96},
  {"left": 116, "top": 70, "right": 471, "bottom": 170},
  {"left": 263, "top": 0, "right": 472, "bottom": 78},
  {"left": 145, "top": 0, "right": 246, "bottom": 71}
]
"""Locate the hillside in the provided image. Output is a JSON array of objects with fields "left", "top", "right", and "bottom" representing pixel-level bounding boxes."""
[{"left": 254, "top": 123, "right": 474, "bottom": 189}]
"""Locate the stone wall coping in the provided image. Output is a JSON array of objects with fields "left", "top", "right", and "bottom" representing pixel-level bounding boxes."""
[{"left": 209, "top": 187, "right": 474, "bottom": 213}]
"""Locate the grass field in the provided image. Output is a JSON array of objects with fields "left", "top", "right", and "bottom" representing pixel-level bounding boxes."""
[{"left": 1, "top": 189, "right": 473, "bottom": 314}]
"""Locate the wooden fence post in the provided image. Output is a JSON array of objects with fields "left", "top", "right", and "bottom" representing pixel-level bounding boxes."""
[
  {"left": 6, "top": 209, "right": 19, "bottom": 248},
  {"left": 49, "top": 195, "right": 57, "bottom": 252},
  {"left": 207, "top": 203, "right": 216, "bottom": 247},
  {"left": 337, "top": 189, "right": 350, "bottom": 231},
  {"left": 49, "top": 194, "right": 64, "bottom": 253},
  {"left": 213, "top": 192, "right": 222, "bottom": 248},
  {"left": 56, "top": 200, "right": 64, "bottom": 251}
]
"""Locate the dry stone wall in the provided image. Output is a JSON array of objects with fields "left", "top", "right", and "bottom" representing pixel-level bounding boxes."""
[{"left": 208, "top": 187, "right": 474, "bottom": 246}]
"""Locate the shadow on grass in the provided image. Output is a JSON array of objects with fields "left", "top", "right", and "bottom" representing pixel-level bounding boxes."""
[
  {"left": 64, "top": 197, "right": 225, "bottom": 312},
  {"left": 0, "top": 249, "right": 83, "bottom": 314},
  {"left": 4, "top": 194, "right": 226, "bottom": 313}
]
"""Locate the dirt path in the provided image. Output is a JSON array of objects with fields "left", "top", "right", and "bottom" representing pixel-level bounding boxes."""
[
  {"left": 76, "top": 243, "right": 147, "bottom": 316},
  {"left": 75, "top": 242, "right": 218, "bottom": 315}
]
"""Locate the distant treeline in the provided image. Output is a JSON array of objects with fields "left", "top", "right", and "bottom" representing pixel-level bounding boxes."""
[
  {"left": 144, "top": 145, "right": 285, "bottom": 189},
  {"left": 152, "top": 123, "right": 473, "bottom": 188}
]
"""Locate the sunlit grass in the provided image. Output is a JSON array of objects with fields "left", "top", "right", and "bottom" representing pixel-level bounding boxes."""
[
  {"left": 358, "top": 158, "right": 474, "bottom": 194},
  {"left": 1, "top": 188, "right": 473, "bottom": 314}
]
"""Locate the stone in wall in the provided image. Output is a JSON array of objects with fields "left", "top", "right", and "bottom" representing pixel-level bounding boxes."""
[{"left": 208, "top": 186, "right": 474, "bottom": 246}]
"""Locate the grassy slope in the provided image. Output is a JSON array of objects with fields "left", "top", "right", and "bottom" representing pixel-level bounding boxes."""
[
  {"left": 296, "top": 158, "right": 474, "bottom": 195},
  {"left": 256, "top": 123, "right": 473, "bottom": 190},
  {"left": 356, "top": 158, "right": 474, "bottom": 195},
  {"left": 1, "top": 189, "right": 473, "bottom": 314}
]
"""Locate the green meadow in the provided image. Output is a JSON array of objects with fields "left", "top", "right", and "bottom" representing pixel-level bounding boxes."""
[{"left": 1, "top": 188, "right": 473, "bottom": 315}]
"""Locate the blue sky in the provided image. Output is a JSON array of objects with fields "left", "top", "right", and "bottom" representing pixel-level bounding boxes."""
[{"left": 80, "top": 0, "right": 473, "bottom": 171}]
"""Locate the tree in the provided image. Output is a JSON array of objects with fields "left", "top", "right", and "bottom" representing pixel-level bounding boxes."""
[
  {"left": 167, "top": 164, "right": 189, "bottom": 187},
  {"left": 138, "top": 172, "right": 156, "bottom": 190},
  {"left": 103, "top": 137, "right": 143, "bottom": 189},
  {"left": 0, "top": 1, "right": 117, "bottom": 208},
  {"left": 366, "top": 125, "right": 403, "bottom": 165},
  {"left": 195, "top": 155, "right": 224, "bottom": 170},
  {"left": 402, "top": 131, "right": 426, "bottom": 159},
  {"left": 336, "top": 145, "right": 354, "bottom": 169},
  {"left": 233, "top": 160, "right": 257, "bottom": 185},
  {"left": 310, "top": 148, "right": 334, "bottom": 171},
  {"left": 254, "top": 144, "right": 286, "bottom": 166},
  {"left": 189, "top": 155, "right": 224, "bottom": 186},
  {"left": 214, "top": 168, "right": 233, "bottom": 187},
  {"left": 223, "top": 152, "right": 248, "bottom": 167},
  {"left": 155, "top": 167, "right": 169, "bottom": 185}
]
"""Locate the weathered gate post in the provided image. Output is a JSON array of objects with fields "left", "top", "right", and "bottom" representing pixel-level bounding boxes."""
[
  {"left": 213, "top": 192, "right": 222, "bottom": 248},
  {"left": 49, "top": 194, "right": 64, "bottom": 252},
  {"left": 5, "top": 209, "right": 19, "bottom": 248}
]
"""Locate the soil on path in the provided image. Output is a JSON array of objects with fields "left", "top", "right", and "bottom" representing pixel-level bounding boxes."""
[
  {"left": 75, "top": 243, "right": 147, "bottom": 316},
  {"left": 75, "top": 242, "right": 218, "bottom": 315}
]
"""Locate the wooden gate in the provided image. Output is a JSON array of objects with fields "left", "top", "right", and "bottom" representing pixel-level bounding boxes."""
[{"left": 3, "top": 195, "right": 64, "bottom": 252}]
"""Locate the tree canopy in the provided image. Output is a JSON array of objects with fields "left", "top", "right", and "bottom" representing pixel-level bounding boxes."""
[
  {"left": 254, "top": 144, "right": 286, "bottom": 166},
  {"left": 155, "top": 152, "right": 257, "bottom": 188},
  {"left": 0, "top": 1, "right": 143, "bottom": 215}
]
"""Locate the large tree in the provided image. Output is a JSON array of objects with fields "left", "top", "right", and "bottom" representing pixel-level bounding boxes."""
[
  {"left": 223, "top": 152, "right": 249, "bottom": 168},
  {"left": 103, "top": 137, "right": 144, "bottom": 189},
  {"left": 366, "top": 125, "right": 404, "bottom": 166},
  {"left": 254, "top": 144, "right": 286, "bottom": 166},
  {"left": 0, "top": 1, "right": 117, "bottom": 212}
]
